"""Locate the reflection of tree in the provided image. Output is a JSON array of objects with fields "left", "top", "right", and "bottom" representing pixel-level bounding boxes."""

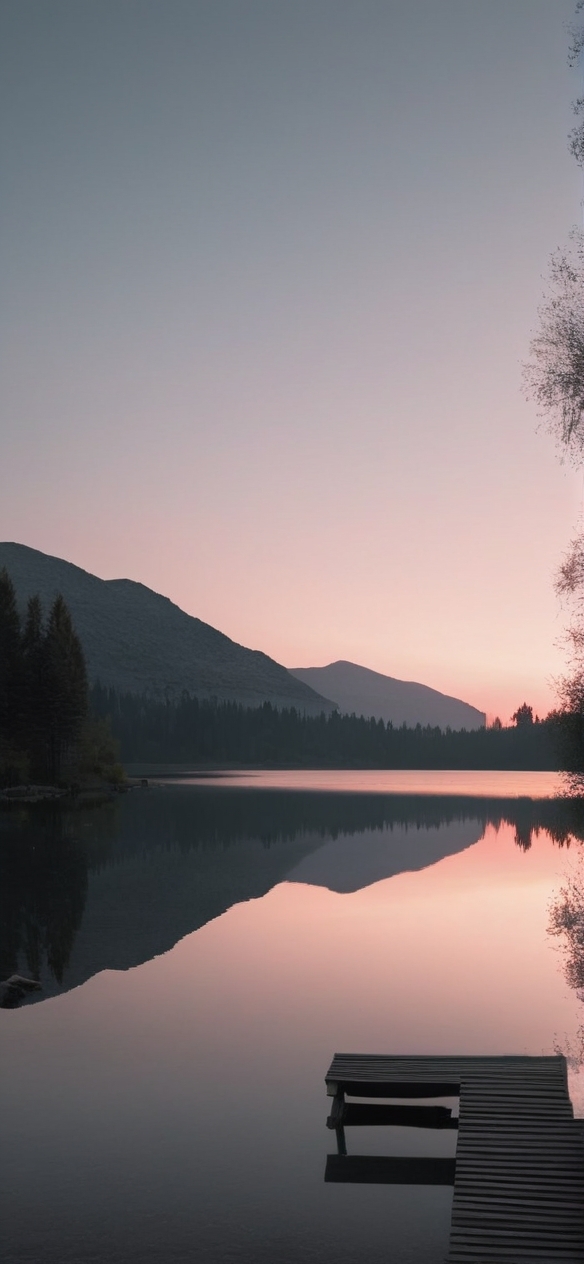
[
  {"left": 4, "top": 788, "right": 584, "bottom": 997},
  {"left": 101, "top": 787, "right": 584, "bottom": 859},
  {"left": 0, "top": 807, "right": 98, "bottom": 985},
  {"left": 548, "top": 845, "right": 584, "bottom": 1070},
  {"left": 549, "top": 859, "right": 584, "bottom": 996}
]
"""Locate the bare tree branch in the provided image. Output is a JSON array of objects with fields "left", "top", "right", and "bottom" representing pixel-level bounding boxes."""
[{"left": 524, "top": 232, "right": 584, "bottom": 459}]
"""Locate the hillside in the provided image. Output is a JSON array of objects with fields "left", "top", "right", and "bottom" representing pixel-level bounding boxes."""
[
  {"left": 290, "top": 660, "right": 485, "bottom": 730},
  {"left": 0, "top": 543, "right": 334, "bottom": 713}
]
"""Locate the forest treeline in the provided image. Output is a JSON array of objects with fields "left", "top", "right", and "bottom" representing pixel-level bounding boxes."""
[
  {"left": 91, "top": 683, "right": 563, "bottom": 770},
  {"left": 0, "top": 569, "right": 121, "bottom": 787},
  {"left": 1, "top": 553, "right": 582, "bottom": 781}
]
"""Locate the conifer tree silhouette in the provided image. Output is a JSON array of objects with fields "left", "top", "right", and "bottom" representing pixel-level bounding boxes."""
[{"left": 42, "top": 594, "right": 88, "bottom": 782}]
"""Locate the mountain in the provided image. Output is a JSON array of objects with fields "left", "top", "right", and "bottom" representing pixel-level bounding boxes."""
[
  {"left": 290, "top": 660, "right": 485, "bottom": 730},
  {"left": 0, "top": 543, "right": 334, "bottom": 713}
]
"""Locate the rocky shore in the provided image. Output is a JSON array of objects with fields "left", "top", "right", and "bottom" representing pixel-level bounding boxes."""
[
  {"left": 0, "top": 975, "right": 42, "bottom": 1008},
  {"left": 0, "top": 784, "right": 70, "bottom": 803}
]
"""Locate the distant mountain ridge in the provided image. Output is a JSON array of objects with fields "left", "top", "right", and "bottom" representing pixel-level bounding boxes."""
[
  {"left": 290, "top": 660, "right": 485, "bottom": 731},
  {"left": 0, "top": 543, "right": 334, "bottom": 713}
]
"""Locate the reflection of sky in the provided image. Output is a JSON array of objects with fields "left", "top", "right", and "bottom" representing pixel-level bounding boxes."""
[
  {"left": 0, "top": 1, "right": 580, "bottom": 720},
  {"left": 177, "top": 769, "right": 564, "bottom": 796},
  {"left": 1, "top": 820, "right": 581, "bottom": 1263}
]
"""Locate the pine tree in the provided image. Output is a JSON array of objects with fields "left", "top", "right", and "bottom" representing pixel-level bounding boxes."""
[
  {"left": 0, "top": 567, "right": 24, "bottom": 749},
  {"left": 42, "top": 594, "right": 88, "bottom": 782},
  {"left": 22, "top": 595, "right": 45, "bottom": 778}
]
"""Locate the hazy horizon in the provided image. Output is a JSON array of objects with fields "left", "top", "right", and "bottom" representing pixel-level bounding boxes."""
[{"left": 2, "top": 1, "right": 581, "bottom": 722}]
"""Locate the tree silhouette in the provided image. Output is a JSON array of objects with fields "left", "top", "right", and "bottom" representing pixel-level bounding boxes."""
[
  {"left": 0, "top": 810, "right": 88, "bottom": 985},
  {"left": 22, "top": 595, "right": 45, "bottom": 778},
  {"left": 524, "top": 234, "right": 584, "bottom": 459},
  {"left": 0, "top": 577, "right": 90, "bottom": 787},
  {"left": 523, "top": 4, "right": 584, "bottom": 776},
  {"left": 42, "top": 594, "right": 88, "bottom": 782},
  {"left": 512, "top": 703, "right": 534, "bottom": 727},
  {"left": 0, "top": 568, "right": 25, "bottom": 780}
]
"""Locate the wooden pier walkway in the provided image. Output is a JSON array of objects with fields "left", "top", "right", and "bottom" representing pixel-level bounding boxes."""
[{"left": 325, "top": 1054, "right": 584, "bottom": 1262}]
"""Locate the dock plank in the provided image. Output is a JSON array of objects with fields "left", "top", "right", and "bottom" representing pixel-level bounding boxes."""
[{"left": 324, "top": 1053, "right": 584, "bottom": 1262}]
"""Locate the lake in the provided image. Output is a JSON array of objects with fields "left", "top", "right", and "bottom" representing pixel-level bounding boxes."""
[{"left": 1, "top": 770, "right": 583, "bottom": 1263}]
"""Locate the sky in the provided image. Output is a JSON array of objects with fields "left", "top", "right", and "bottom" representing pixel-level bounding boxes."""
[{"left": 1, "top": 0, "right": 583, "bottom": 722}]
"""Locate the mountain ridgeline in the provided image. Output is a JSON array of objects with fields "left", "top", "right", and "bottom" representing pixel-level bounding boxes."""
[
  {"left": 0, "top": 544, "right": 485, "bottom": 729},
  {"left": 0, "top": 543, "right": 334, "bottom": 715},
  {"left": 290, "top": 660, "right": 486, "bottom": 730}
]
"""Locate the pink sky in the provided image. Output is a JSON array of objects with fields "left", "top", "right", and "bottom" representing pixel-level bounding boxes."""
[{"left": 1, "top": 1, "right": 582, "bottom": 722}]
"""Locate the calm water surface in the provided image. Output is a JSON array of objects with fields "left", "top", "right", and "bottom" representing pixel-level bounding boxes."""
[
  {"left": 1, "top": 770, "right": 583, "bottom": 1263},
  {"left": 139, "top": 768, "right": 563, "bottom": 796}
]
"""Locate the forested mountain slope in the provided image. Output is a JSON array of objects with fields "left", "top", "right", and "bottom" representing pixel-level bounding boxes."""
[{"left": 0, "top": 543, "right": 333, "bottom": 712}]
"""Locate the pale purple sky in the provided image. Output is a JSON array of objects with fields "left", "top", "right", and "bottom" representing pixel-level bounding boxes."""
[{"left": 1, "top": 0, "right": 582, "bottom": 720}]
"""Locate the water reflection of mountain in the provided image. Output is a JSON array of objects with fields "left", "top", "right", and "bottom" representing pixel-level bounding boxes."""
[
  {"left": 2, "top": 786, "right": 583, "bottom": 1005},
  {"left": 287, "top": 820, "right": 484, "bottom": 892}
]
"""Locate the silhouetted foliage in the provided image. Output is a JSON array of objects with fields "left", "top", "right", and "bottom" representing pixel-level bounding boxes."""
[
  {"left": 0, "top": 569, "right": 25, "bottom": 771},
  {"left": 548, "top": 838, "right": 584, "bottom": 1067},
  {"left": 42, "top": 595, "right": 88, "bottom": 782},
  {"left": 0, "top": 808, "right": 89, "bottom": 983},
  {"left": 0, "top": 572, "right": 89, "bottom": 786},
  {"left": 524, "top": 234, "right": 584, "bottom": 458},
  {"left": 568, "top": 3, "right": 584, "bottom": 165},
  {"left": 550, "top": 867, "right": 584, "bottom": 997},
  {"left": 512, "top": 703, "right": 534, "bottom": 726},
  {"left": 21, "top": 595, "right": 45, "bottom": 774},
  {"left": 90, "top": 685, "right": 559, "bottom": 770},
  {"left": 522, "top": 9, "right": 584, "bottom": 778}
]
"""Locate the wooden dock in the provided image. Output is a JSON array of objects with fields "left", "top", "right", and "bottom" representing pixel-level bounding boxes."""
[{"left": 325, "top": 1054, "right": 584, "bottom": 1262}]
